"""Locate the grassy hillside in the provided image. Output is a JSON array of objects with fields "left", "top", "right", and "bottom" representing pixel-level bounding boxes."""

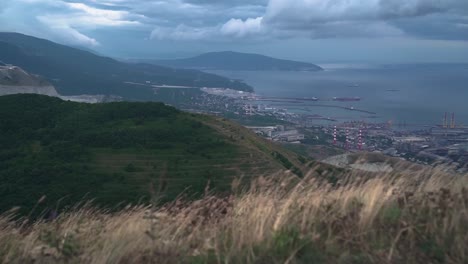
[
  {"left": 0, "top": 94, "right": 306, "bottom": 215},
  {"left": 0, "top": 168, "right": 466, "bottom": 263},
  {"left": 0, "top": 33, "right": 253, "bottom": 98}
]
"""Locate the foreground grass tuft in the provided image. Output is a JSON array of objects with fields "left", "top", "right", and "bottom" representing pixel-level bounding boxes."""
[{"left": 1, "top": 167, "right": 467, "bottom": 263}]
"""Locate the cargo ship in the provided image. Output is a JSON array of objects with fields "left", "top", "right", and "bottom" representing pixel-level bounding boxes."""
[{"left": 333, "top": 96, "right": 361, "bottom": 102}]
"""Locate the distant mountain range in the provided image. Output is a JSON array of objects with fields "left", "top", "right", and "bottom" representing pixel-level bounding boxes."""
[
  {"left": 0, "top": 33, "right": 253, "bottom": 100},
  {"left": 150, "top": 51, "right": 323, "bottom": 71}
]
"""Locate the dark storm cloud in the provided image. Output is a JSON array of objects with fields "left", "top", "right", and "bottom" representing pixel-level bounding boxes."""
[
  {"left": 392, "top": 14, "right": 468, "bottom": 40},
  {"left": 264, "top": 0, "right": 468, "bottom": 24},
  {"left": 261, "top": 0, "right": 468, "bottom": 41},
  {"left": 142, "top": 0, "right": 468, "bottom": 41},
  {"left": 134, "top": 0, "right": 266, "bottom": 26},
  {"left": 0, "top": 0, "right": 467, "bottom": 48}
]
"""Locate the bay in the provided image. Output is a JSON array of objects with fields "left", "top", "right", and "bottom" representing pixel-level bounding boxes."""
[{"left": 210, "top": 64, "right": 468, "bottom": 128}]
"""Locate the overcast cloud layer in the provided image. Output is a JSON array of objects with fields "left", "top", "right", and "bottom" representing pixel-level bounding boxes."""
[{"left": 0, "top": 0, "right": 467, "bottom": 62}]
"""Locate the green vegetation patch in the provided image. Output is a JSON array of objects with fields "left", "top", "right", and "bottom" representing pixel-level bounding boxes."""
[{"left": 0, "top": 94, "right": 267, "bottom": 215}]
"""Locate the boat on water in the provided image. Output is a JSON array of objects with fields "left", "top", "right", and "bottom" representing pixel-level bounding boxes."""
[{"left": 333, "top": 96, "right": 361, "bottom": 102}]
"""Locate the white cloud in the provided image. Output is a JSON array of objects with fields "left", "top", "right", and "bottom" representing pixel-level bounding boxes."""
[
  {"left": 65, "top": 2, "right": 141, "bottom": 27},
  {"left": 151, "top": 24, "right": 215, "bottom": 41},
  {"left": 221, "top": 17, "right": 264, "bottom": 37},
  {"left": 150, "top": 17, "right": 266, "bottom": 41},
  {"left": 36, "top": 16, "right": 100, "bottom": 46},
  {"left": 38, "top": 2, "right": 142, "bottom": 31},
  {"left": 0, "top": 0, "right": 143, "bottom": 47}
]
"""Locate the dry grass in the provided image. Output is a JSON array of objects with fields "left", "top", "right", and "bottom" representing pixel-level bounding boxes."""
[{"left": 0, "top": 166, "right": 467, "bottom": 264}]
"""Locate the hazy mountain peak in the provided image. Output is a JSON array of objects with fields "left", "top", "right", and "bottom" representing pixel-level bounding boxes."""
[{"left": 150, "top": 51, "right": 323, "bottom": 71}]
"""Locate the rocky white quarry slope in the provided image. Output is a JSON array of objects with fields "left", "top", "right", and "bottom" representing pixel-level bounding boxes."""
[
  {"left": 0, "top": 65, "right": 121, "bottom": 103},
  {"left": 0, "top": 65, "right": 59, "bottom": 96}
]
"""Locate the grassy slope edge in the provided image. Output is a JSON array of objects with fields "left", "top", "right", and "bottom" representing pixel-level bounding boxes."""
[{"left": 0, "top": 167, "right": 466, "bottom": 263}]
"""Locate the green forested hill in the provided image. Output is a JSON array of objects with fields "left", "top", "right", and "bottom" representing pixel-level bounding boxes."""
[{"left": 0, "top": 94, "right": 305, "bottom": 215}]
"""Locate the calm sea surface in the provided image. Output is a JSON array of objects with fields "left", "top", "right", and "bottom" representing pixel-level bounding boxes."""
[{"left": 211, "top": 64, "right": 468, "bottom": 127}]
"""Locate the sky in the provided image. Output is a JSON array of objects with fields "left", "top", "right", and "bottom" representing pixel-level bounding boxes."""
[{"left": 0, "top": 0, "right": 468, "bottom": 63}]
